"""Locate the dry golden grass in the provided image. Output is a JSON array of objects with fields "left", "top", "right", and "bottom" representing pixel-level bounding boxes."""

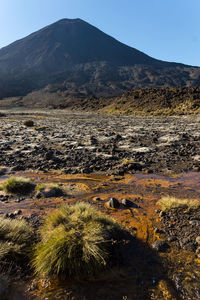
[{"left": 158, "top": 196, "right": 200, "bottom": 210}]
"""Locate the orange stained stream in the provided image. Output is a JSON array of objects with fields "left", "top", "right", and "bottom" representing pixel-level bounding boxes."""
[{"left": 1, "top": 171, "right": 200, "bottom": 299}]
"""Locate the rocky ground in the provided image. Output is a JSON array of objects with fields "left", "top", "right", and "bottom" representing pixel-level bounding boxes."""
[
  {"left": 159, "top": 208, "right": 200, "bottom": 253},
  {"left": 0, "top": 110, "right": 200, "bottom": 175},
  {"left": 154, "top": 207, "right": 200, "bottom": 300},
  {"left": 1, "top": 110, "right": 200, "bottom": 299}
]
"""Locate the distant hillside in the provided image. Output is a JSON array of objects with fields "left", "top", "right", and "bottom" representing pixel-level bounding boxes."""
[
  {"left": 0, "top": 18, "right": 200, "bottom": 101},
  {"left": 90, "top": 86, "right": 200, "bottom": 115},
  {"left": 1, "top": 86, "right": 200, "bottom": 116}
]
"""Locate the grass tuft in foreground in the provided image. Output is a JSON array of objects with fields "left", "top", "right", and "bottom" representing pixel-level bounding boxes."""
[
  {"left": 0, "top": 217, "right": 33, "bottom": 263},
  {"left": 33, "top": 202, "right": 131, "bottom": 279},
  {"left": 158, "top": 196, "right": 200, "bottom": 210},
  {"left": 1, "top": 177, "right": 35, "bottom": 194}
]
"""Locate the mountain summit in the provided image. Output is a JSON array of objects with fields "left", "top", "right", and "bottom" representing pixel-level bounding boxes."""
[{"left": 0, "top": 18, "right": 199, "bottom": 100}]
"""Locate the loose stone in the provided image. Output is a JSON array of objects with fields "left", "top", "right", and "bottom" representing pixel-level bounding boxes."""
[
  {"left": 107, "top": 197, "right": 120, "bottom": 209},
  {"left": 152, "top": 240, "right": 169, "bottom": 252}
]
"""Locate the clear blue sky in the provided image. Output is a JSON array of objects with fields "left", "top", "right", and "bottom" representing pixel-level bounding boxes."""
[{"left": 0, "top": 0, "right": 199, "bottom": 66}]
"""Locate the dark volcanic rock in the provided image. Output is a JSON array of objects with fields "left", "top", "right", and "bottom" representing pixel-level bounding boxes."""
[
  {"left": 160, "top": 207, "right": 200, "bottom": 252},
  {"left": 122, "top": 199, "right": 139, "bottom": 208},
  {"left": 152, "top": 240, "right": 169, "bottom": 252},
  {"left": 107, "top": 197, "right": 120, "bottom": 209},
  {"left": 0, "top": 112, "right": 200, "bottom": 175}
]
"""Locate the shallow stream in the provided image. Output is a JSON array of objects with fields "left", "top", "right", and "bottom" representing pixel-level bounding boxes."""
[{"left": 0, "top": 171, "right": 200, "bottom": 299}]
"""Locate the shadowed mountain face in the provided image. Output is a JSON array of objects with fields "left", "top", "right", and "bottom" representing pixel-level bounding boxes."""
[{"left": 0, "top": 18, "right": 199, "bottom": 100}]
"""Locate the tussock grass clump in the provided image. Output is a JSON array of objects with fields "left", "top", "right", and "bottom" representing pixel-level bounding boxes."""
[
  {"left": 1, "top": 177, "right": 35, "bottom": 194},
  {"left": 158, "top": 196, "right": 200, "bottom": 210},
  {"left": 33, "top": 202, "right": 130, "bottom": 278},
  {"left": 36, "top": 183, "right": 63, "bottom": 197},
  {"left": 0, "top": 217, "right": 33, "bottom": 263},
  {"left": 23, "top": 120, "right": 34, "bottom": 127}
]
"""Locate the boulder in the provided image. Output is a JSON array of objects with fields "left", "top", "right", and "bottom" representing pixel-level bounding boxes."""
[{"left": 107, "top": 197, "right": 120, "bottom": 209}]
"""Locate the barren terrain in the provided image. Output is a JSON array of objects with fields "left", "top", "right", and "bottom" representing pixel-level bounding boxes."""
[
  {"left": 1, "top": 110, "right": 200, "bottom": 299},
  {"left": 0, "top": 110, "right": 200, "bottom": 175}
]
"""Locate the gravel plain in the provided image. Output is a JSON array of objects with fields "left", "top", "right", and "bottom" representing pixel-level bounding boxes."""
[{"left": 0, "top": 111, "right": 200, "bottom": 175}]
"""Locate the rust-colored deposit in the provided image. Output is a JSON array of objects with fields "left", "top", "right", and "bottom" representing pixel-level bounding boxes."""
[{"left": 0, "top": 171, "right": 200, "bottom": 299}]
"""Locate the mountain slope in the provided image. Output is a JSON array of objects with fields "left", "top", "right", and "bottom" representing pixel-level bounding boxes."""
[{"left": 0, "top": 18, "right": 199, "bottom": 100}]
